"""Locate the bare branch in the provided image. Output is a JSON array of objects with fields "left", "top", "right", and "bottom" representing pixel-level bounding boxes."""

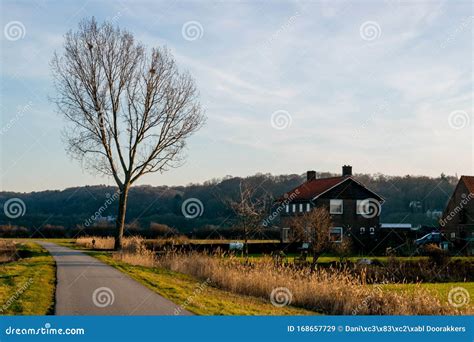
[{"left": 51, "top": 17, "right": 205, "bottom": 249}]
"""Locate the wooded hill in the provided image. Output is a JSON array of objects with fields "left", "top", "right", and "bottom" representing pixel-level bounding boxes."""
[{"left": 0, "top": 172, "right": 458, "bottom": 235}]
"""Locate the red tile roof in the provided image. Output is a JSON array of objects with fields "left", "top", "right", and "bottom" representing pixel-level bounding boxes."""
[
  {"left": 280, "top": 176, "right": 348, "bottom": 201},
  {"left": 461, "top": 175, "right": 474, "bottom": 193}
]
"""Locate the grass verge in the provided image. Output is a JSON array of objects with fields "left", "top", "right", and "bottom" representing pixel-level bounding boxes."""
[
  {"left": 89, "top": 251, "right": 316, "bottom": 315},
  {"left": 381, "top": 282, "right": 474, "bottom": 312},
  {"left": 0, "top": 241, "right": 55, "bottom": 315}
]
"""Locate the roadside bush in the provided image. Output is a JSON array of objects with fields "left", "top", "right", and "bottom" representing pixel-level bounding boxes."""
[
  {"left": 0, "top": 225, "right": 29, "bottom": 238},
  {"left": 150, "top": 222, "right": 178, "bottom": 237},
  {"left": 423, "top": 244, "right": 450, "bottom": 266}
]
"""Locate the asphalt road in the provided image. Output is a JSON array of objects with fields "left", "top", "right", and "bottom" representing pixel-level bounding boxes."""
[{"left": 38, "top": 241, "right": 193, "bottom": 316}]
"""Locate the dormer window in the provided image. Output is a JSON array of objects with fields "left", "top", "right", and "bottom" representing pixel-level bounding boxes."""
[{"left": 330, "top": 199, "right": 343, "bottom": 214}]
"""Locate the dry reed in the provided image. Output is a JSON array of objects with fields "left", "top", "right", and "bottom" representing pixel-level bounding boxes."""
[
  {"left": 76, "top": 236, "right": 115, "bottom": 249},
  {"left": 156, "top": 252, "right": 470, "bottom": 315},
  {"left": 0, "top": 240, "right": 17, "bottom": 263},
  {"left": 75, "top": 236, "right": 471, "bottom": 315},
  {"left": 76, "top": 236, "right": 156, "bottom": 267}
]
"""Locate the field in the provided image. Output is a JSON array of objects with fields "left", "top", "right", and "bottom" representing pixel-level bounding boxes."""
[
  {"left": 0, "top": 241, "right": 55, "bottom": 315},
  {"left": 3, "top": 237, "right": 472, "bottom": 316},
  {"left": 68, "top": 237, "right": 473, "bottom": 315},
  {"left": 92, "top": 251, "right": 316, "bottom": 315},
  {"left": 382, "top": 282, "right": 474, "bottom": 298}
]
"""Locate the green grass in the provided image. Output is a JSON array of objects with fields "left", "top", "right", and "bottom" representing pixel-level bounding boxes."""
[
  {"left": 381, "top": 282, "right": 474, "bottom": 312},
  {"left": 0, "top": 241, "right": 55, "bottom": 315},
  {"left": 87, "top": 251, "right": 316, "bottom": 315},
  {"left": 382, "top": 282, "right": 474, "bottom": 297}
]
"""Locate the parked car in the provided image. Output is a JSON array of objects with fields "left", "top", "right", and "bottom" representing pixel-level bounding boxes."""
[{"left": 415, "top": 232, "right": 442, "bottom": 246}]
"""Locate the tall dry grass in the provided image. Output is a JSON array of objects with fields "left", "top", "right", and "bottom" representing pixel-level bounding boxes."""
[
  {"left": 0, "top": 240, "right": 17, "bottom": 263},
  {"left": 113, "top": 236, "right": 156, "bottom": 267},
  {"left": 76, "top": 236, "right": 156, "bottom": 267},
  {"left": 156, "top": 252, "right": 469, "bottom": 315},
  {"left": 76, "top": 236, "right": 115, "bottom": 249},
  {"left": 75, "top": 236, "right": 470, "bottom": 315}
]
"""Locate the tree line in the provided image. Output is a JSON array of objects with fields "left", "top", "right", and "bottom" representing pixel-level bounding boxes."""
[{"left": 0, "top": 172, "right": 458, "bottom": 237}]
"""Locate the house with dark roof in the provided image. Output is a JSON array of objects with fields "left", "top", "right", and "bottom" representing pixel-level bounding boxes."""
[
  {"left": 440, "top": 175, "right": 474, "bottom": 255},
  {"left": 276, "top": 165, "right": 384, "bottom": 249}
]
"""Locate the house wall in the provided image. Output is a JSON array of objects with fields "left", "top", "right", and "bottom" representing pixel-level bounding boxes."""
[
  {"left": 441, "top": 181, "right": 474, "bottom": 255},
  {"left": 279, "top": 179, "right": 381, "bottom": 247}
]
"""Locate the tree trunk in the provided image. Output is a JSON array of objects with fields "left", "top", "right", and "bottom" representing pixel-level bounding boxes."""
[
  {"left": 310, "top": 251, "right": 320, "bottom": 272},
  {"left": 114, "top": 185, "right": 129, "bottom": 250}
]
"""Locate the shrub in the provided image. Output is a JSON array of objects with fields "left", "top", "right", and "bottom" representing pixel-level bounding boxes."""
[
  {"left": 150, "top": 222, "right": 178, "bottom": 237},
  {"left": 423, "top": 243, "right": 450, "bottom": 266}
]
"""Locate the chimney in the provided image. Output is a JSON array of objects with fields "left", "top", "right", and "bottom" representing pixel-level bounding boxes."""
[
  {"left": 307, "top": 170, "right": 316, "bottom": 181},
  {"left": 342, "top": 165, "right": 352, "bottom": 177}
]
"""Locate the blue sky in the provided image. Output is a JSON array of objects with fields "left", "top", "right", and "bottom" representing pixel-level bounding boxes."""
[{"left": 0, "top": 0, "right": 472, "bottom": 192}]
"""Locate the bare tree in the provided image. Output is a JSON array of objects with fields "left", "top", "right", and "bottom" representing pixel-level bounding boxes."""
[
  {"left": 51, "top": 18, "right": 205, "bottom": 249},
  {"left": 229, "top": 181, "right": 269, "bottom": 258},
  {"left": 290, "top": 207, "right": 350, "bottom": 270}
]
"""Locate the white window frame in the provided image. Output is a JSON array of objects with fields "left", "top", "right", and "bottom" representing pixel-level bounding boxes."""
[
  {"left": 292, "top": 204, "right": 296, "bottom": 213},
  {"left": 285, "top": 204, "right": 289, "bottom": 213},
  {"left": 281, "top": 227, "right": 290, "bottom": 242},
  {"left": 356, "top": 200, "right": 367, "bottom": 215},
  {"left": 360, "top": 227, "right": 365, "bottom": 234},
  {"left": 306, "top": 203, "right": 310, "bottom": 212},
  {"left": 369, "top": 227, "right": 375, "bottom": 235},
  {"left": 329, "top": 199, "right": 343, "bottom": 214},
  {"left": 330, "top": 227, "right": 343, "bottom": 243},
  {"left": 450, "top": 232, "right": 456, "bottom": 239},
  {"left": 299, "top": 203, "right": 303, "bottom": 212}
]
